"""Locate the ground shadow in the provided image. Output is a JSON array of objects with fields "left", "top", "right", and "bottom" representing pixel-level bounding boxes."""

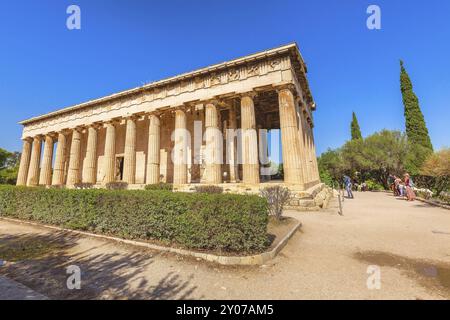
[
  {"left": 354, "top": 250, "right": 450, "bottom": 298},
  {"left": 0, "top": 232, "right": 198, "bottom": 299}
]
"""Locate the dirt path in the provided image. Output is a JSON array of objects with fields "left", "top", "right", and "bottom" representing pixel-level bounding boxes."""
[{"left": 1, "top": 192, "right": 449, "bottom": 299}]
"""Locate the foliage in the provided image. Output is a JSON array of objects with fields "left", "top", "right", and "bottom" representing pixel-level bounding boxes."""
[
  {"left": 351, "top": 111, "right": 363, "bottom": 140},
  {"left": 400, "top": 60, "right": 433, "bottom": 170},
  {"left": 419, "top": 148, "right": 450, "bottom": 196},
  {"left": 260, "top": 186, "right": 291, "bottom": 220},
  {"left": 194, "top": 185, "right": 223, "bottom": 194},
  {"left": 0, "top": 185, "right": 269, "bottom": 253},
  {"left": 318, "top": 130, "right": 409, "bottom": 189},
  {"left": 365, "top": 179, "right": 385, "bottom": 191},
  {"left": 0, "top": 149, "right": 20, "bottom": 185},
  {"left": 318, "top": 149, "right": 344, "bottom": 186},
  {"left": 144, "top": 183, "right": 173, "bottom": 191}
]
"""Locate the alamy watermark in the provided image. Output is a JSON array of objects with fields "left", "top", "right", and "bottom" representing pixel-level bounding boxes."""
[
  {"left": 66, "top": 264, "right": 81, "bottom": 290},
  {"left": 66, "top": 5, "right": 81, "bottom": 30},
  {"left": 367, "top": 5, "right": 381, "bottom": 30},
  {"left": 366, "top": 265, "right": 381, "bottom": 290}
]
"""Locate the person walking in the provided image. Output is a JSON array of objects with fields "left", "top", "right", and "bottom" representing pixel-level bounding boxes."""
[{"left": 343, "top": 175, "right": 354, "bottom": 199}]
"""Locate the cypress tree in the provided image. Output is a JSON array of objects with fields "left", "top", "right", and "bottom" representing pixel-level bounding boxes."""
[
  {"left": 400, "top": 60, "right": 433, "bottom": 151},
  {"left": 350, "top": 111, "right": 362, "bottom": 140}
]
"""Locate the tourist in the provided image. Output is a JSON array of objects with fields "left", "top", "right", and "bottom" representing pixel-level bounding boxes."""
[
  {"left": 343, "top": 175, "right": 354, "bottom": 199},
  {"left": 393, "top": 176, "right": 402, "bottom": 196},
  {"left": 404, "top": 173, "right": 416, "bottom": 201}
]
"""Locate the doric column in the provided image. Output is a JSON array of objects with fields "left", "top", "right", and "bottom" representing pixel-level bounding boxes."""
[
  {"left": 227, "top": 104, "right": 238, "bottom": 182},
  {"left": 66, "top": 128, "right": 82, "bottom": 186},
  {"left": 26, "top": 136, "right": 42, "bottom": 186},
  {"left": 299, "top": 113, "right": 311, "bottom": 184},
  {"left": 123, "top": 116, "right": 137, "bottom": 184},
  {"left": 52, "top": 132, "right": 67, "bottom": 185},
  {"left": 310, "top": 125, "right": 320, "bottom": 181},
  {"left": 204, "top": 102, "right": 222, "bottom": 184},
  {"left": 240, "top": 93, "right": 260, "bottom": 184},
  {"left": 146, "top": 114, "right": 160, "bottom": 184},
  {"left": 16, "top": 138, "right": 32, "bottom": 186},
  {"left": 173, "top": 109, "right": 188, "bottom": 185},
  {"left": 38, "top": 135, "right": 54, "bottom": 186},
  {"left": 277, "top": 86, "right": 304, "bottom": 186},
  {"left": 83, "top": 125, "right": 98, "bottom": 184},
  {"left": 103, "top": 121, "right": 116, "bottom": 184}
]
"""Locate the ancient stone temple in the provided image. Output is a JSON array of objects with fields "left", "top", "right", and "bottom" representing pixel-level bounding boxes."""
[{"left": 16, "top": 43, "right": 330, "bottom": 209}]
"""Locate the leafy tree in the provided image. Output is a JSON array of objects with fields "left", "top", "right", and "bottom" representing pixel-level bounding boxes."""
[
  {"left": 420, "top": 148, "right": 450, "bottom": 196},
  {"left": 350, "top": 111, "right": 362, "bottom": 140},
  {"left": 400, "top": 60, "right": 433, "bottom": 172},
  {"left": 318, "top": 148, "right": 344, "bottom": 186},
  {"left": 319, "top": 130, "right": 409, "bottom": 189},
  {"left": 0, "top": 148, "right": 20, "bottom": 185}
]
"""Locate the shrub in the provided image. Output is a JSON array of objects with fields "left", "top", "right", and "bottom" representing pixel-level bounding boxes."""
[
  {"left": 0, "top": 185, "right": 269, "bottom": 253},
  {"left": 365, "top": 180, "right": 385, "bottom": 191},
  {"left": 145, "top": 183, "right": 173, "bottom": 191},
  {"left": 105, "top": 182, "right": 128, "bottom": 190},
  {"left": 194, "top": 185, "right": 223, "bottom": 194},
  {"left": 260, "top": 186, "right": 291, "bottom": 220}
]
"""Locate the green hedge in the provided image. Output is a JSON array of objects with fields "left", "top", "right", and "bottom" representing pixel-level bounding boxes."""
[{"left": 0, "top": 185, "right": 269, "bottom": 253}]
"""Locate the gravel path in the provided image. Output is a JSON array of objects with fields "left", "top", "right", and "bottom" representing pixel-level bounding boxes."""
[{"left": 0, "top": 192, "right": 449, "bottom": 300}]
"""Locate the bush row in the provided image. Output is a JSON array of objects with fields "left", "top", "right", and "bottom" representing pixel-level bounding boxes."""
[{"left": 0, "top": 185, "right": 269, "bottom": 253}]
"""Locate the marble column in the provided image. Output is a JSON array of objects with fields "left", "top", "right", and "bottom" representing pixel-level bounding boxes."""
[
  {"left": 173, "top": 109, "right": 188, "bottom": 185},
  {"left": 16, "top": 138, "right": 32, "bottom": 186},
  {"left": 204, "top": 102, "right": 222, "bottom": 184},
  {"left": 103, "top": 122, "right": 116, "bottom": 184},
  {"left": 146, "top": 114, "right": 160, "bottom": 184},
  {"left": 38, "top": 135, "right": 54, "bottom": 186},
  {"left": 67, "top": 128, "right": 82, "bottom": 186},
  {"left": 227, "top": 105, "right": 238, "bottom": 182},
  {"left": 278, "top": 86, "right": 304, "bottom": 186},
  {"left": 311, "top": 130, "right": 319, "bottom": 181},
  {"left": 123, "top": 117, "right": 137, "bottom": 184},
  {"left": 83, "top": 125, "right": 98, "bottom": 184},
  {"left": 300, "top": 113, "right": 311, "bottom": 184},
  {"left": 26, "top": 136, "right": 42, "bottom": 186},
  {"left": 240, "top": 94, "right": 260, "bottom": 184},
  {"left": 52, "top": 132, "right": 67, "bottom": 185}
]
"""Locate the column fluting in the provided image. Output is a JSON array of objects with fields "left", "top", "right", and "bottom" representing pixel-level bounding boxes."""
[
  {"left": 52, "top": 132, "right": 67, "bottom": 186},
  {"left": 278, "top": 87, "right": 304, "bottom": 186},
  {"left": 38, "top": 135, "right": 54, "bottom": 186},
  {"left": 103, "top": 122, "right": 116, "bottom": 185},
  {"left": 123, "top": 117, "right": 137, "bottom": 184},
  {"left": 26, "top": 136, "right": 42, "bottom": 186},
  {"left": 173, "top": 109, "right": 188, "bottom": 185},
  {"left": 66, "top": 129, "right": 82, "bottom": 186},
  {"left": 83, "top": 125, "right": 98, "bottom": 184},
  {"left": 240, "top": 94, "right": 260, "bottom": 184},
  {"left": 204, "top": 102, "right": 222, "bottom": 184},
  {"left": 16, "top": 138, "right": 32, "bottom": 186},
  {"left": 146, "top": 114, "right": 160, "bottom": 184}
]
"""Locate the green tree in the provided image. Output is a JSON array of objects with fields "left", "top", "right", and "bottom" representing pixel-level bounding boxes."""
[
  {"left": 0, "top": 148, "right": 20, "bottom": 185},
  {"left": 420, "top": 148, "right": 450, "bottom": 196},
  {"left": 350, "top": 111, "right": 362, "bottom": 140},
  {"left": 318, "top": 149, "right": 344, "bottom": 186},
  {"left": 400, "top": 60, "right": 433, "bottom": 173}
]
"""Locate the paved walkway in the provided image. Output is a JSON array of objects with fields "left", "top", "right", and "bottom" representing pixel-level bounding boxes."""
[{"left": 0, "top": 192, "right": 449, "bottom": 299}]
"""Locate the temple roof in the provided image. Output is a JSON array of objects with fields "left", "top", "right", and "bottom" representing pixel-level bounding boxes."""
[{"left": 20, "top": 42, "right": 314, "bottom": 125}]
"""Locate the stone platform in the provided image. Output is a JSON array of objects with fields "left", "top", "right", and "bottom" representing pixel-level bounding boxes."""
[{"left": 173, "top": 180, "right": 333, "bottom": 211}]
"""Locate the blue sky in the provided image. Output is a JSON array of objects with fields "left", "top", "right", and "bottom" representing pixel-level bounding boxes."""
[{"left": 1, "top": 0, "right": 449, "bottom": 155}]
